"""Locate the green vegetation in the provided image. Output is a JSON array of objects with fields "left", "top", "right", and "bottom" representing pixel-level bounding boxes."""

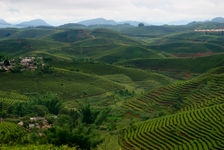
[
  {"left": 52, "top": 29, "right": 93, "bottom": 42},
  {"left": 0, "top": 145, "right": 77, "bottom": 150},
  {"left": 1, "top": 23, "right": 224, "bottom": 149},
  {"left": 120, "top": 103, "right": 224, "bottom": 149},
  {"left": 120, "top": 67, "right": 224, "bottom": 149},
  {"left": 0, "top": 122, "right": 26, "bottom": 144},
  {"left": 0, "top": 69, "right": 123, "bottom": 99},
  {"left": 120, "top": 54, "right": 224, "bottom": 79}
]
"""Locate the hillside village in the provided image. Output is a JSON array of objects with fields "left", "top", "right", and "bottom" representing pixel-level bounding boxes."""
[{"left": 0, "top": 57, "right": 44, "bottom": 72}]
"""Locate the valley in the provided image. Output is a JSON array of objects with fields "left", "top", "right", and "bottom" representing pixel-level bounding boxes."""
[{"left": 0, "top": 20, "right": 224, "bottom": 150}]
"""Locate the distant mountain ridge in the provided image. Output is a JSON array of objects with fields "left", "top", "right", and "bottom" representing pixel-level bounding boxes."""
[
  {"left": 188, "top": 17, "right": 224, "bottom": 25},
  {"left": 59, "top": 23, "right": 86, "bottom": 28},
  {"left": 16, "top": 19, "right": 51, "bottom": 27},
  {"left": 77, "top": 18, "right": 147, "bottom": 26},
  {"left": 78, "top": 18, "right": 117, "bottom": 26},
  {"left": 0, "top": 19, "right": 10, "bottom": 25},
  {"left": 0, "top": 17, "right": 223, "bottom": 29},
  {"left": 212, "top": 17, "right": 224, "bottom": 23}
]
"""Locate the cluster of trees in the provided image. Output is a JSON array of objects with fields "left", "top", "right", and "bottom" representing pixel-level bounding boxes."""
[
  {"left": 116, "top": 89, "right": 135, "bottom": 97},
  {"left": 1, "top": 93, "right": 62, "bottom": 118},
  {"left": 1, "top": 93, "right": 111, "bottom": 149}
]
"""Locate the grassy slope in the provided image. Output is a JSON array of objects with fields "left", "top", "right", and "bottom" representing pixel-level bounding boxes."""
[
  {"left": 0, "top": 28, "right": 57, "bottom": 40},
  {"left": 0, "top": 38, "right": 65, "bottom": 56},
  {"left": 119, "top": 54, "right": 224, "bottom": 79},
  {"left": 51, "top": 60, "right": 173, "bottom": 85},
  {"left": 98, "top": 46, "right": 164, "bottom": 64},
  {"left": 0, "top": 69, "right": 123, "bottom": 100}
]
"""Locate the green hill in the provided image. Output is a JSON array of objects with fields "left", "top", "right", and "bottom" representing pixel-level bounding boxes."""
[
  {"left": 148, "top": 42, "right": 224, "bottom": 54},
  {"left": 142, "top": 31, "right": 224, "bottom": 57},
  {"left": 48, "top": 60, "right": 174, "bottom": 94},
  {"left": 46, "top": 29, "right": 160, "bottom": 62},
  {"left": 51, "top": 29, "right": 93, "bottom": 43},
  {"left": 0, "top": 28, "right": 18, "bottom": 39},
  {"left": 0, "top": 28, "right": 57, "bottom": 40},
  {"left": 124, "top": 66, "right": 224, "bottom": 114},
  {"left": 120, "top": 22, "right": 224, "bottom": 38},
  {"left": 0, "top": 39, "right": 65, "bottom": 56},
  {"left": 0, "top": 69, "right": 123, "bottom": 100},
  {"left": 119, "top": 54, "right": 224, "bottom": 79},
  {"left": 1, "top": 25, "right": 224, "bottom": 149},
  {"left": 120, "top": 66, "right": 224, "bottom": 149},
  {"left": 98, "top": 46, "right": 164, "bottom": 64},
  {"left": 120, "top": 103, "right": 224, "bottom": 149}
]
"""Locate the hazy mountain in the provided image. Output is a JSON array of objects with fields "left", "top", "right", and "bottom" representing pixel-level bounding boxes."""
[
  {"left": 188, "top": 17, "right": 224, "bottom": 26},
  {"left": 166, "top": 20, "right": 191, "bottom": 25},
  {"left": 0, "top": 19, "right": 10, "bottom": 25},
  {"left": 0, "top": 19, "right": 12, "bottom": 28},
  {"left": 16, "top": 19, "right": 51, "bottom": 27},
  {"left": 211, "top": 17, "right": 224, "bottom": 23},
  {"left": 59, "top": 23, "right": 86, "bottom": 28},
  {"left": 78, "top": 18, "right": 117, "bottom": 26}
]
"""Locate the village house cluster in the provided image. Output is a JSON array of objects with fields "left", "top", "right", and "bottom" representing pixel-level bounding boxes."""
[
  {"left": 0, "top": 57, "right": 44, "bottom": 72},
  {"left": 18, "top": 116, "right": 55, "bottom": 131}
]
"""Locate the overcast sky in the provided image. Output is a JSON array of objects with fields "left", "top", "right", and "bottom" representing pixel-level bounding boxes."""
[{"left": 0, "top": 0, "right": 223, "bottom": 25}]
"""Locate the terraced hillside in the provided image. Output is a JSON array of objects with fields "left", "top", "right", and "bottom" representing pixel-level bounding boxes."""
[
  {"left": 124, "top": 67, "right": 224, "bottom": 114},
  {"left": 120, "top": 103, "right": 224, "bottom": 150},
  {"left": 0, "top": 122, "right": 26, "bottom": 144},
  {"left": 120, "top": 67, "right": 224, "bottom": 149},
  {"left": 0, "top": 145, "right": 77, "bottom": 150},
  {"left": 0, "top": 91, "right": 28, "bottom": 111}
]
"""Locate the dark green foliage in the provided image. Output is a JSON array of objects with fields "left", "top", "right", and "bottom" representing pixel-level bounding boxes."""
[
  {"left": 45, "top": 114, "right": 57, "bottom": 124},
  {"left": 116, "top": 89, "right": 135, "bottom": 97},
  {"left": 94, "top": 109, "right": 110, "bottom": 125},
  {"left": 4, "top": 59, "right": 10, "bottom": 66},
  {"left": 0, "top": 122, "right": 26, "bottom": 144},
  {"left": 10, "top": 65, "right": 23, "bottom": 73},
  {"left": 45, "top": 126, "right": 101, "bottom": 149},
  {"left": 4, "top": 93, "right": 62, "bottom": 117},
  {"left": 32, "top": 105, "right": 49, "bottom": 117},
  {"left": 32, "top": 93, "right": 62, "bottom": 115},
  {"left": 79, "top": 104, "right": 99, "bottom": 124},
  {"left": 0, "top": 54, "right": 5, "bottom": 61},
  {"left": 38, "top": 65, "right": 53, "bottom": 73},
  {"left": 56, "top": 114, "right": 73, "bottom": 126}
]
